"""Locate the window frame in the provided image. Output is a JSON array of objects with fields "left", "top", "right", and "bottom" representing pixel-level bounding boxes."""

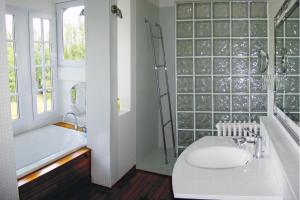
[
  {"left": 29, "top": 12, "right": 58, "bottom": 119},
  {"left": 56, "top": 0, "right": 85, "bottom": 67}
]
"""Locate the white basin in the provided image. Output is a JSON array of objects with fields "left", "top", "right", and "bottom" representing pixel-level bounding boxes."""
[{"left": 185, "top": 146, "right": 252, "bottom": 169}]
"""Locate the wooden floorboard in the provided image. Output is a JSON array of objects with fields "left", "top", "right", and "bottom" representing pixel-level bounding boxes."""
[{"left": 65, "top": 169, "right": 175, "bottom": 200}]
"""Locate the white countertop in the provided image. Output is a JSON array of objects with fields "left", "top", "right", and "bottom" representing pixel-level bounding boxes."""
[{"left": 172, "top": 136, "right": 284, "bottom": 200}]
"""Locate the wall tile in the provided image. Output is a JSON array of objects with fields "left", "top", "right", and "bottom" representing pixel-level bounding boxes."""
[
  {"left": 286, "top": 39, "right": 299, "bottom": 56},
  {"left": 213, "top": 21, "right": 230, "bottom": 37},
  {"left": 177, "top": 58, "right": 193, "bottom": 75},
  {"left": 232, "top": 58, "right": 248, "bottom": 75},
  {"left": 232, "top": 95, "right": 249, "bottom": 112},
  {"left": 178, "top": 130, "right": 194, "bottom": 146},
  {"left": 213, "top": 76, "right": 230, "bottom": 93},
  {"left": 232, "top": 113, "right": 249, "bottom": 122},
  {"left": 232, "top": 2, "right": 248, "bottom": 18},
  {"left": 177, "top": 94, "right": 194, "bottom": 111},
  {"left": 195, "top": 3, "right": 211, "bottom": 19},
  {"left": 285, "top": 95, "right": 300, "bottom": 112},
  {"left": 232, "top": 39, "right": 249, "bottom": 56},
  {"left": 177, "top": 3, "right": 193, "bottom": 19},
  {"left": 285, "top": 76, "right": 299, "bottom": 92},
  {"left": 213, "top": 39, "right": 230, "bottom": 56},
  {"left": 195, "top": 76, "right": 211, "bottom": 93},
  {"left": 232, "top": 77, "right": 249, "bottom": 93},
  {"left": 195, "top": 94, "right": 212, "bottom": 111},
  {"left": 232, "top": 20, "right": 248, "bottom": 37},
  {"left": 214, "top": 95, "right": 230, "bottom": 111},
  {"left": 285, "top": 20, "right": 299, "bottom": 37},
  {"left": 195, "top": 39, "right": 211, "bottom": 56},
  {"left": 196, "top": 113, "right": 212, "bottom": 129},
  {"left": 250, "top": 76, "right": 267, "bottom": 93},
  {"left": 178, "top": 112, "right": 194, "bottom": 129},
  {"left": 177, "top": 76, "right": 193, "bottom": 93},
  {"left": 250, "top": 113, "right": 267, "bottom": 123},
  {"left": 250, "top": 39, "right": 267, "bottom": 56},
  {"left": 195, "top": 58, "right": 211, "bottom": 74},
  {"left": 177, "top": 40, "right": 193, "bottom": 56},
  {"left": 214, "top": 113, "right": 230, "bottom": 128},
  {"left": 250, "top": 20, "right": 267, "bottom": 37},
  {"left": 196, "top": 131, "right": 212, "bottom": 139},
  {"left": 251, "top": 95, "right": 267, "bottom": 112},
  {"left": 213, "top": 58, "right": 230, "bottom": 74},
  {"left": 250, "top": 2, "right": 267, "bottom": 18},
  {"left": 195, "top": 21, "right": 211, "bottom": 38},
  {"left": 286, "top": 57, "right": 300, "bottom": 74},
  {"left": 177, "top": 22, "right": 193, "bottom": 38},
  {"left": 213, "top": 2, "right": 229, "bottom": 18}
]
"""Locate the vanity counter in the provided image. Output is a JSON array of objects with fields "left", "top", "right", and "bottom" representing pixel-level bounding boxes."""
[{"left": 172, "top": 136, "right": 283, "bottom": 200}]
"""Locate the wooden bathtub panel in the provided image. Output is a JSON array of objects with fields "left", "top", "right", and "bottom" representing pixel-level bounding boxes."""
[{"left": 18, "top": 147, "right": 91, "bottom": 200}]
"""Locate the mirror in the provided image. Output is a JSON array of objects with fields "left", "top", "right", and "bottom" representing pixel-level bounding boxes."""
[
  {"left": 274, "top": 2, "right": 300, "bottom": 129},
  {"left": 70, "top": 82, "right": 86, "bottom": 115}
]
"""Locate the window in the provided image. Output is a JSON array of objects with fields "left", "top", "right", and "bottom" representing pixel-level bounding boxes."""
[
  {"left": 57, "top": 1, "right": 85, "bottom": 65},
  {"left": 30, "top": 16, "right": 56, "bottom": 115},
  {"left": 5, "top": 14, "right": 20, "bottom": 120}
]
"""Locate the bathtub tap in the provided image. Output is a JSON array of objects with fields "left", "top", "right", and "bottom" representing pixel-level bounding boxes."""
[{"left": 63, "top": 112, "right": 79, "bottom": 130}]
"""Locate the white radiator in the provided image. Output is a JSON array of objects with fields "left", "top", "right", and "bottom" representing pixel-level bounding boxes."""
[{"left": 216, "top": 121, "right": 260, "bottom": 137}]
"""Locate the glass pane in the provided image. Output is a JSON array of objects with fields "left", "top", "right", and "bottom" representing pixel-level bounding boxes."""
[
  {"left": 10, "top": 95, "right": 19, "bottom": 120},
  {"left": 44, "top": 43, "right": 51, "bottom": 65},
  {"left": 34, "top": 42, "right": 42, "bottom": 65},
  {"left": 37, "top": 91, "right": 45, "bottom": 114},
  {"left": 45, "top": 67, "right": 52, "bottom": 88},
  {"left": 5, "top": 14, "right": 14, "bottom": 40},
  {"left": 9, "top": 69, "right": 17, "bottom": 93},
  {"left": 33, "top": 18, "right": 42, "bottom": 41},
  {"left": 43, "top": 19, "right": 50, "bottom": 42},
  {"left": 46, "top": 90, "right": 53, "bottom": 111},
  {"left": 35, "top": 67, "right": 43, "bottom": 90},
  {"left": 7, "top": 41, "right": 15, "bottom": 68},
  {"left": 63, "top": 6, "right": 85, "bottom": 61}
]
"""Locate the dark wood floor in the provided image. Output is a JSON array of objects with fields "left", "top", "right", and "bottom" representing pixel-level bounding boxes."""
[{"left": 65, "top": 168, "right": 175, "bottom": 200}]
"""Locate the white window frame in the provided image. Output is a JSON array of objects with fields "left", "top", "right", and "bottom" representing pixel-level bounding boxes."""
[
  {"left": 29, "top": 12, "right": 58, "bottom": 119},
  {"left": 56, "top": 0, "right": 85, "bottom": 67}
]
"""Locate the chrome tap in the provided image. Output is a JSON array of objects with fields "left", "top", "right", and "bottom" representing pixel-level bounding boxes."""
[
  {"left": 244, "top": 128, "right": 263, "bottom": 159},
  {"left": 63, "top": 112, "right": 78, "bottom": 130}
]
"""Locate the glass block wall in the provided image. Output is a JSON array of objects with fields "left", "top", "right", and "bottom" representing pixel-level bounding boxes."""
[
  {"left": 175, "top": 1, "right": 268, "bottom": 154},
  {"left": 275, "top": 6, "right": 300, "bottom": 123}
]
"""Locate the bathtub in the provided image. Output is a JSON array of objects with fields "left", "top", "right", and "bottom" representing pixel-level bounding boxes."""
[{"left": 15, "top": 125, "right": 87, "bottom": 179}]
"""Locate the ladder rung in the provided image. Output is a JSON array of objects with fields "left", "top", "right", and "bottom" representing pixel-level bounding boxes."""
[
  {"left": 152, "top": 35, "right": 162, "bottom": 39},
  {"left": 160, "top": 92, "right": 168, "bottom": 98},
  {"left": 155, "top": 65, "right": 165, "bottom": 68},
  {"left": 163, "top": 120, "right": 171, "bottom": 127}
]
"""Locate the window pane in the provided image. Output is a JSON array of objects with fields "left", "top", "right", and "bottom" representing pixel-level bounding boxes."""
[
  {"left": 34, "top": 42, "right": 42, "bottom": 65},
  {"left": 45, "top": 67, "right": 52, "bottom": 88},
  {"left": 9, "top": 69, "right": 17, "bottom": 93},
  {"left": 44, "top": 42, "right": 51, "bottom": 65},
  {"left": 46, "top": 90, "right": 52, "bottom": 111},
  {"left": 37, "top": 91, "right": 44, "bottom": 114},
  {"left": 33, "top": 18, "right": 42, "bottom": 41},
  {"left": 10, "top": 95, "right": 19, "bottom": 120},
  {"left": 63, "top": 6, "right": 85, "bottom": 61},
  {"left": 5, "top": 14, "right": 14, "bottom": 40},
  {"left": 35, "top": 67, "right": 43, "bottom": 90},
  {"left": 43, "top": 19, "right": 50, "bottom": 42},
  {"left": 7, "top": 41, "right": 15, "bottom": 68}
]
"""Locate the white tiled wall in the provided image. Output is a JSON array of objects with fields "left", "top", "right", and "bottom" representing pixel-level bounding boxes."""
[{"left": 0, "top": 0, "right": 19, "bottom": 198}]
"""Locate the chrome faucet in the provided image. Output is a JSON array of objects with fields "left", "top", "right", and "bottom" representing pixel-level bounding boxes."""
[
  {"left": 63, "top": 112, "right": 78, "bottom": 130},
  {"left": 244, "top": 128, "right": 263, "bottom": 159}
]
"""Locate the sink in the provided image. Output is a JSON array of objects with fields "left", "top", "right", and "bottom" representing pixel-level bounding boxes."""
[{"left": 185, "top": 146, "right": 252, "bottom": 169}]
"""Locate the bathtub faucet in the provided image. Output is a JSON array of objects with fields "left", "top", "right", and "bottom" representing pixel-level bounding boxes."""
[{"left": 63, "top": 112, "right": 78, "bottom": 130}]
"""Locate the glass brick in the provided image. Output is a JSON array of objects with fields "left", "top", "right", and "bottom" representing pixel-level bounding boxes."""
[
  {"left": 195, "top": 58, "right": 211, "bottom": 75},
  {"left": 275, "top": 39, "right": 284, "bottom": 56},
  {"left": 214, "top": 95, "right": 230, "bottom": 111},
  {"left": 275, "top": 23, "right": 284, "bottom": 37},
  {"left": 195, "top": 76, "right": 211, "bottom": 93},
  {"left": 177, "top": 40, "right": 193, "bottom": 56},
  {"left": 289, "top": 6, "right": 299, "bottom": 18},
  {"left": 286, "top": 39, "right": 299, "bottom": 56},
  {"left": 232, "top": 2, "right": 248, "bottom": 18},
  {"left": 250, "top": 113, "right": 267, "bottom": 123},
  {"left": 232, "top": 114, "right": 249, "bottom": 122},
  {"left": 251, "top": 95, "right": 267, "bottom": 112},
  {"left": 232, "top": 20, "right": 248, "bottom": 37},
  {"left": 177, "top": 58, "right": 193, "bottom": 75},
  {"left": 196, "top": 131, "right": 211, "bottom": 140},
  {"left": 250, "top": 76, "right": 267, "bottom": 93},
  {"left": 213, "top": 2, "right": 229, "bottom": 18},
  {"left": 285, "top": 76, "right": 299, "bottom": 93},
  {"left": 286, "top": 20, "right": 299, "bottom": 37},
  {"left": 286, "top": 57, "right": 300, "bottom": 74},
  {"left": 177, "top": 3, "right": 193, "bottom": 19},
  {"left": 178, "top": 131, "right": 194, "bottom": 146},
  {"left": 178, "top": 112, "right": 194, "bottom": 129},
  {"left": 214, "top": 113, "right": 230, "bottom": 128},
  {"left": 275, "top": 95, "right": 283, "bottom": 110},
  {"left": 195, "top": 21, "right": 211, "bottom": 38},
  {"left": 232, "top": 95, "right": 249, "bottom": 112},
  {"left": 213, "top": 58, "right": 230, "bottom": 74},
  {"left": 177, "top": 76, "right": 193, "bottom": 93},
  {"left": 232, "top": 58, "right": 248, "bottom": 75},
  {"left": 250, "top": 58, "right": 266, "bottom": 75},
  {"left": 232, "top": 39, "right": 249, "bottom": 56},
  {"left": 251, "top": 20, "right": 267, "bottom": 37},
  {"left": 232, "top": 77, "right": 249, "bottom": 93},
  {"left": 177, "top": 22, "right": 193, "bottom": 38},
  {"left": 195, "top": 39, "right": 211, "bottom": 56},
  {"left": 213, "top": 21, "right": 230, "bottom": 37},
  {"left": 285, "top": 95, "right": 300, "bottom": 112},
  {"left": 250, "top": 39, "right": 267, "bottom": 56},
  {"left": 250, "top": 2, "right": 267, "bottom": 18},
  {"left": 196, "top": 113, "right": 212, "bottom": 129},
  {"left": 195, "top": 2, "right": 211, "bottom": 19},
  {"left": 195, "top": 95, "right": 212, "bottom": 111},
  {"left": 213, "top": 77, "right": 230, "bottom": 93},
  {"left": 213, "top": 39, "right": 230, "bottom": 56},
  {"left": 177, "top": 94, "right": 194, "bottom": 111}
]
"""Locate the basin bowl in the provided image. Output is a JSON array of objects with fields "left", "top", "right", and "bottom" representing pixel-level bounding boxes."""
[{"left": 185, "top": 146, "right": 252, "bottom": 169}]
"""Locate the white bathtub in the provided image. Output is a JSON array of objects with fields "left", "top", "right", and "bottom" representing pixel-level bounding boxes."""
[{"left": 15, "top": 125, "right": 87, "bottom": 179}]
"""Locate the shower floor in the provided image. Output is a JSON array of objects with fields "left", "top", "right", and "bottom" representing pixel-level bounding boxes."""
[{"left": 137, "top": 147, "right": 177, "bottom": 176}]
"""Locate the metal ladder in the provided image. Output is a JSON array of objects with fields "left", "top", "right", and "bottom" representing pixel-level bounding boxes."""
[{"left": 145, "top": 19, "right": 176, "bottom": 164}]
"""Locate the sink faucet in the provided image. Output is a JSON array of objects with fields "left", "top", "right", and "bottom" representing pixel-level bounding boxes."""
[
  {"left": 63, "top": 112, "right": 78, "bottom": 130},
  {"left": 244, "top": 128, "right": 263, "bottom": 159}
]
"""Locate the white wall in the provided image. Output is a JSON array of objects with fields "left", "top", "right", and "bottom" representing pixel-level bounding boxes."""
[
  {"left": 0, "top": 0, "right": 19, "bottom": 198},
  {"left": 6, "top": 0, "right": 55, "bottom": 13},
  {"left": 135, "top": 0, "right": 160, "bottom": 165}
]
